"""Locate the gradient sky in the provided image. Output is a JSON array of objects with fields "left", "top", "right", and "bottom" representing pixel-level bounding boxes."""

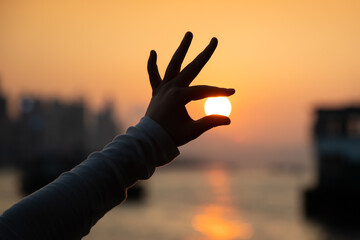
[{"left": 1, "top": 0, "right": 359, "bottom": 163}]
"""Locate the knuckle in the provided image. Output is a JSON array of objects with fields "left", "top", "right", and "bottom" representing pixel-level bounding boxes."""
[{"left": 168, "top": 87, "right": 182, "bottom": 98}]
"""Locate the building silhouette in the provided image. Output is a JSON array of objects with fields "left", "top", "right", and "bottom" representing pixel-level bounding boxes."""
[
  {"left": 0, "top": 83, "right": 10, "bottom": 163},
  {"left": 304, "top": 105, "right": 360, "bottom": 224},
  {"left": 0, "top": 82, "right": 121, "bottom": 194}
]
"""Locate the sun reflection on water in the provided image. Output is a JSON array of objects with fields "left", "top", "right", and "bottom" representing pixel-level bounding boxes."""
[{"left": 191, "top": 169, "right": 253, "bottom": 240}]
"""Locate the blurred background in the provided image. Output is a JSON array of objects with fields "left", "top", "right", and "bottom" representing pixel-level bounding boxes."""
[{"left": 0, "top": 0, "right": 360, "bottom": 239}]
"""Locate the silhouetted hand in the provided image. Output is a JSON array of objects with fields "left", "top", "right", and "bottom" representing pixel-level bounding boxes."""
[{"left": 145, "top": 32, "right": 235, "bottom": 146}]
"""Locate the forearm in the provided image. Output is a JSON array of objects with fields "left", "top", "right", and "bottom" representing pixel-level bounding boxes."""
[{"left": 0, "top": 117, "right": 179, "bottom": 240}]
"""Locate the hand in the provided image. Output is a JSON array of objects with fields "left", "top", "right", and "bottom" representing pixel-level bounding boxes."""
[{"left": 145, "top": 32, "right": 235, "bottom": 146}]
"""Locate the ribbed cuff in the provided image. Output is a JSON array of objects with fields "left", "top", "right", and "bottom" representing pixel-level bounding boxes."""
[{"left": 136, "top": 117, "right": 180, "bottom": 166}]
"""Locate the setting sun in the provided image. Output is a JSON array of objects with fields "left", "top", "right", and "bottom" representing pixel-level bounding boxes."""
[{"left": 204, "top": 97, "right": 232, "bottom": 117}]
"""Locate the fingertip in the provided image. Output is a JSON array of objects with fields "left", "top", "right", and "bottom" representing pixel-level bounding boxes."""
[
  {"left": 207, "top": 115, "right": 231, "bottom": 125},
  {"left": 227, "top": 88, "right": 235, "bottom": 95},
  {"left": 221, "top": 116, "right": 231, "bottom": 125},
  {"left": 194, "top": 115, "right": 231, "bottom": 138},
  {"left": 211, "top": 37, "right": 218, "bottom": 46},
  {"left": 148, "top": 50, "right": 158, "bottom": 65},
  {"left": 226, "top": 118, "right": 231, "bottom": 125},
  {"left": 185, "top": 31, "right": 193, "bottom": 39}
]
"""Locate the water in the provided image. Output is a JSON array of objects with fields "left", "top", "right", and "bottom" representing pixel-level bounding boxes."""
[{"left": 0, "top": 167, "right": 358, "bottom": 240}]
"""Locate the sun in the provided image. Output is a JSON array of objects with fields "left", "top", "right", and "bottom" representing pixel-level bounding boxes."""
[{"left": 204, "top": 97, "right": 232, "bottom": 117}]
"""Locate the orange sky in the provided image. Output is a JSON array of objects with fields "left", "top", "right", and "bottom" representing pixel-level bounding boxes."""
[{"left": 1, "top": 0, "right": 359, "bottom": 163}]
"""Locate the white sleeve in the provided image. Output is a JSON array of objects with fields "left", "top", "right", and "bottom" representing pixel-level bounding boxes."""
[{"left": 0, "top": 117, "right": 179, "bottom": 240}]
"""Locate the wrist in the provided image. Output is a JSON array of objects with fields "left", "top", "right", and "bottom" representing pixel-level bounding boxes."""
[{"left": 136, "top": 117, "right": 180, "bottom": 166}]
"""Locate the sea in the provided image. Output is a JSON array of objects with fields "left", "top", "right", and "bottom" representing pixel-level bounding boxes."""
[{"left": 0, "top": 166, "right": 359, "bottom": 240}]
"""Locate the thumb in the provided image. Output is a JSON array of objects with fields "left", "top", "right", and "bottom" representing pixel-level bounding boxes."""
[{"left": 193, "top": 115, "right": 231, "bottom": 138}]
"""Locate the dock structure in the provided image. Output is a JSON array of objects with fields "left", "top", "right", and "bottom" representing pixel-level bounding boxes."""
[{"left": 304, "top": 106, "right": 360, "bottom": 223}]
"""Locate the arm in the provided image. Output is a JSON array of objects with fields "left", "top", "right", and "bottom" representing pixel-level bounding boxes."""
[
  {"left": 0, "top": 117, "right": 179, "bottom": 240},
  {"left": 0, "top": 32, "right": 235, "bottom": 240}
]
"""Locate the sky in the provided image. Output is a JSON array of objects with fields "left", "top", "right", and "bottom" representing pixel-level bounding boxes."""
[{"left": 1, "top": 0, "right": 359, "bottom": 164}]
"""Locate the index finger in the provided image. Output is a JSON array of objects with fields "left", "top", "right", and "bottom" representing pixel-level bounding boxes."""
[{"left": 180, "top": 85, "right": 235, "bottom": 104}]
